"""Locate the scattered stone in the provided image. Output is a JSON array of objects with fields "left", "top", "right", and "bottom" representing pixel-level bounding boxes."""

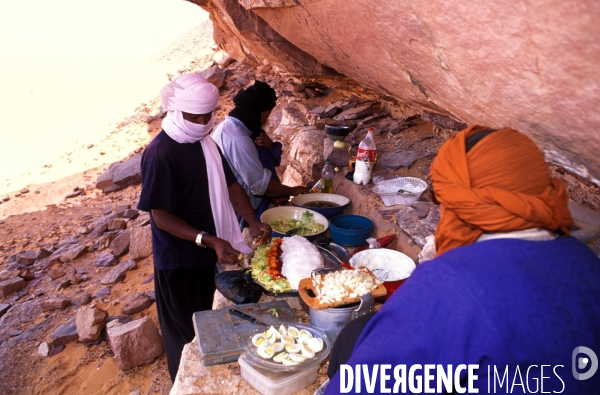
[
  {"left": 421, "top": 110, "right": 467, "bottom": 131},
  {"left": 113, "top": 155, "right": 142, "bottom": 190},
  {"left": 38, "top": 342, "right": 49, "bottom": 357},
  {"left": 101, "top": 259, "right": 137, "bottom": 285},
  {"left": 94, "top": 221, "right": 108, "bottom": 234},
  {"left": 110, "top": 230, "right": 131, "bottom": 258},
  {"left": 107, "top": 317, "right": 164, "bottom": 370},
  {"left": 378, "top": 149, "right": 434, "bottom": 170},
  {"left": 107, "top": 315, "right": 132, "bottom": 325},
  {"left": 145, "top": 290, "right": 155, "bottom": 301},
  {"left": 73, "top": 293, "right": 92, "bottom": 306},
  {"left": 25, "top": 278, "right": 42, "bottom": 289},
  {"left": 129, "top": 226, "right": 152, "bottom": 261},
  {"left": 65, "top": 190, "right": 83, "bottom": 199},
  {"left": 114, "top": 204, "right": 132, "bottom": 216},
  {"left": 76, "top": 306, "right": 108, "bottom": 342},
  {"left": 1, "top": 196, "right": 9, "bottom": 202},
  {"left": 96, "top": 162, "right": 121, "bottom": 193},
  {"left": 94, "top": 252, "right": 118, "bottom": 267},
  {"left": 68, "top": 274, "right": 85, "bottom": 285},
  {"left": 39, "top": 247, "right": 54, "bottom": 258},
  {"left": 236, "top": 76, "right": 250, "bottom": 86},
  {"left": 9, "top": 329, "right": 22, "bottom": 337},
  {"left": 16, "top": 250, "right": 39, "bottom": 265},
  {"left": 0, "top": 304, "right": 10, "bottom": 318},
  {"left": 18, "top": 267, "right": 34, "bottom": 281},
  {"left": 122, "top": 209, "right": 139, "bottom": 219},
  {"left": 98, "top": 233, "right": 116, "bottom": 250},
  {"left": 0, "top": 278, "right": 26, "bottom": 298},
  {"left": 58, "top": 280, "right": 73, "bottom": 290},
  {"left": 48, "top": 344, "right": 65, "bottom": 357},
  {"left": 410, "top": 202, "right": 434, "bottom": 219},
  {"left": 395, "top": 206, "right": 440, "bottom": 248},
  {"left": 200, "top": 65, "right": 226, "bottom": 89},
  {"left": 333, "top": 103, "right": 372, "bottom": 121},
  {"left": 94, "top": 287, "right": 111, "bottom": 299},
  {"left": 108, "top": 219, "right": 127, "bottom": 231},
  {"left": 213, "top": 50, "right": 233, "bottom": 68},
  {"left": 49, "top": 317, "right": 78, "bottom": 348},
  {"left": 77, "top": 226, "right": 91, "bottom": 235},
  {"left": 140, "top": 273, "right": 154, "bottom": 285},
  {"left": 121, "top": 293, "right": 153, "bottom": 315},
  {"left": 40, "top": 297, "right": 71, "bottom": 312},
  {"left": 49, "top": 270, "right": 66, "bottom": 280},
  {"left": 48, "top": 243, "right": 87, "bottom": 264}
]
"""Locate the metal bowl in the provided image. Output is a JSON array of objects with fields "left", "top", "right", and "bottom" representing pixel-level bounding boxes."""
[{"left": 325, "top": 125, "right": 352, "bottom": 141}]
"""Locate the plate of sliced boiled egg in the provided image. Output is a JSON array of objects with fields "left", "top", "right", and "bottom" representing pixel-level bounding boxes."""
[{"left": 244, "top": 322, "right": 331, "bottom": 372}]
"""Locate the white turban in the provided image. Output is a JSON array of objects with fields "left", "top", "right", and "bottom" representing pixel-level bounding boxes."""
[{"left": 160, "top": 73, "right": 220, "bottom": 114}]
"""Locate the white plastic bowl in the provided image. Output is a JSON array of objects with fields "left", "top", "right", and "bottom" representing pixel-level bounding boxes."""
[{"left": 349, "top": 249, "right": 416, "bottom": 282}]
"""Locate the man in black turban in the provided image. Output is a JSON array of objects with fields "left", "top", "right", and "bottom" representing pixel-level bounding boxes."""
[{"left": 213, "top": 81, "right": 309, "bottom": 220}]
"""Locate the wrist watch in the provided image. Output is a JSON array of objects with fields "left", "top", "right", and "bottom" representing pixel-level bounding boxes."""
[{"left": 195, "top": 231, "right": 208, "bottom": 248}]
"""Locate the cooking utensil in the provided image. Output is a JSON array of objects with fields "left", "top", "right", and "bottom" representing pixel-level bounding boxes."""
[
  {"left": 228, "top": 309, "right": 268, "bottom": 326},
  {"left": 284, "top": 228, "right": 299, "bottom": 237}
]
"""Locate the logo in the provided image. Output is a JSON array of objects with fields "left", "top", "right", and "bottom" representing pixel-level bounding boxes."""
[{"left": 572, "top": 346, "right": 598, "bottom": 380}]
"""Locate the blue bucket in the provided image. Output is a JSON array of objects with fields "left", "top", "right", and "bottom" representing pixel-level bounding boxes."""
[{"left": 328, "top": 214, "right": 374, "bottom": 247}]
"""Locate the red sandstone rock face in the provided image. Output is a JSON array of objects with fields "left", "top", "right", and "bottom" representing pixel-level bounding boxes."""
[{"left": 191, "top": 0, "right": 600, "bottom": 184}]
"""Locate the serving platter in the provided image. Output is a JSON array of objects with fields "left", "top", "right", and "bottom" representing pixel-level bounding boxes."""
[{"left": 252, "top": 245, "right": 343, "bottom": 297}]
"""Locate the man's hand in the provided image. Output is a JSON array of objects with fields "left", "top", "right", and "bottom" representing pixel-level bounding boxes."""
[
  {"left": 291, "top": 185, "right": 311, "bottom": 196},
  {"left": 254, "top": 131, "right": 274, "bottom": 151},
  {"left": 203, "top": 235, "right": 242, "bottom": 264},
  {"left": 248, "top": 221, "right": 272, "bottom": 245}
]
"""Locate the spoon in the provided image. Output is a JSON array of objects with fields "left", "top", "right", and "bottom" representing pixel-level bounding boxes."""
[{"left": 284, "top": 228, "right": 299, "bottom": 237}]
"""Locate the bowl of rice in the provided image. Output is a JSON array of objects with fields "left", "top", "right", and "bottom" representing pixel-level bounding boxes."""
[
  {"left": 349, "top": 249, "right": 416, "bottom": 300},
  {"left": 261, "top": 207, "right": 329, "bottom": 241}
]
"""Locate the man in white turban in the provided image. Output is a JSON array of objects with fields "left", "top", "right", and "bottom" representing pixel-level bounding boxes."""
[{"left": 137, "top": 74, "right": 270, "bottom": 381}]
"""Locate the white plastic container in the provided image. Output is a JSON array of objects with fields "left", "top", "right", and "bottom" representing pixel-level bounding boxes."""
[
  {"left": 238, "top": 353, "right": 319, "bottom": 395},
  {"left": 372, "top": 177, "right": 427, "bottom": 206}
]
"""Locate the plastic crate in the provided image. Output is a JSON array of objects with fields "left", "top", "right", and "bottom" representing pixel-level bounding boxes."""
[
  {"left": 238, "top": 352, "right": 319, "bottom": 395},
  {"left": 372, "top": 177, "right": 427, "bottom": 206}
]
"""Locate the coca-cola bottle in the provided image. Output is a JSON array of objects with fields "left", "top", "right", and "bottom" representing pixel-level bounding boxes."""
[{"left": 353, "top": 128, "right": 377, "bottom": 185}]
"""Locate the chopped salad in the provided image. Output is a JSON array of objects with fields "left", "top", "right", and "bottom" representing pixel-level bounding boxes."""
[
  {"left": 270, "top": 210, "right": 324, "bottom": 236},
  {"left": 251, "top": 239, "right": 292, "bottom": 293}
]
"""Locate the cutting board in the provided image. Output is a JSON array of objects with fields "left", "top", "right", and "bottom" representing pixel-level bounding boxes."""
[
  {"left": 193, "top": 300, "right": 296, "bottom": 366},
  {"left": 298, "top": 269, "right": 387, "bottom": 310}
]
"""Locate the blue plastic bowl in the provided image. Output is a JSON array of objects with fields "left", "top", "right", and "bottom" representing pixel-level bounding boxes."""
[
  {"left": 290, "top": 193, "right": 350, "bottom": 219},
  {"left": 328, "top": 214, "right": 374, "bottom": 246}
]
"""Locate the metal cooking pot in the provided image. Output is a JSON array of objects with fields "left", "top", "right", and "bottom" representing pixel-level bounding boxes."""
[{"left": 308, "top": 293, "right": 374, "bottom": 343}]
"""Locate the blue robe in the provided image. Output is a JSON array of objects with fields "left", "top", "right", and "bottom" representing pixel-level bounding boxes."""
[{"left": 325, "top": 237, "right": 600, "bottom": 394}]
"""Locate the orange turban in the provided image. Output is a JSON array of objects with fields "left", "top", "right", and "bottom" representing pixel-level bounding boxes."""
[{"left": 430, "top": 125, "right": 573, "bottom": 256}]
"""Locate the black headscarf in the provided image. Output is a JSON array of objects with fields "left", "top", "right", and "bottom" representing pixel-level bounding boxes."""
[{"left": 228, "top": 81, "right": 277, "bottom": 139}]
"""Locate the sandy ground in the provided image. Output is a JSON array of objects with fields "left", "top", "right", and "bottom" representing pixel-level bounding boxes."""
[{"left": 0, "top": 19, "right": 217, "bottom": 395}]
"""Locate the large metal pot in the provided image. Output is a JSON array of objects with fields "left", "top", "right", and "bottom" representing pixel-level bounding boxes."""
[{"left": 308, "top": 293, "right": 374, "bottom": 343}]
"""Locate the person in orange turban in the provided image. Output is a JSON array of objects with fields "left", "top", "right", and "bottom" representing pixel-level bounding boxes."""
[
  {"left": 323, "top": 125, "right": 600, "bottom": 395},
  {"left": 430, "top": 125, "right": 573, "bottom": 255}
]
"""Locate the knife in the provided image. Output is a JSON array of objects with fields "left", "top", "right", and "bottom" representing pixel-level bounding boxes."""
[{"left": 228, "top": 309, "right": 269, "bottom": 326}]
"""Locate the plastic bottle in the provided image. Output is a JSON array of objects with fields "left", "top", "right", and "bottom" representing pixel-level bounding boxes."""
[
  {"left": 353, "top": 128, "right": 377, "bottom": 185},
  {"left": 322, "top": 158, "right": 334, "bottom": 193}
]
